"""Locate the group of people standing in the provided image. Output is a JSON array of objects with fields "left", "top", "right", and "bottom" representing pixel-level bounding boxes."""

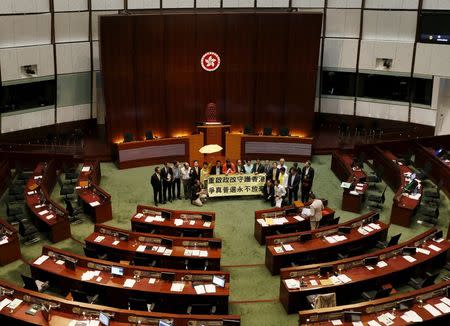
[{"left": 261, "top": 159, "right": 315, "bottom": 207}]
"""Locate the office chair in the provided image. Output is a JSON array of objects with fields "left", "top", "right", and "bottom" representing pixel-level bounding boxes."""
[
  {"left": 417, "top": 161, "right": 432, "bottom": 180},
  {"left": 243, "top": 125, "right": 253, "bottom": 135},
  {"left": 57, "top": 174, "right": 75, "bottom": 198},
  {"left": 306, "top": 293, "right": 336, "bottom": 309},
  {"left": 376, "top": 233, "right": 401, "bottom": 249},
  {"left": 83, "top": 246, "right": 107, "bottom": 260},
  {"left": 424, "top": 180, "right": 442, "bottom": 199},
  {"left": 329, "top": 216, "right": 340, "bottom": 226},
  {"left": 62, "top": 164, "right": 79, "bottom": 182},
  {"left": 367, "top": 186, "right": 387, "bottom": 210},
  {"left": 361, "top": 287, "right": 392, "bottom": 301},
  {"left": 186, "top": 304, "right": 216, "bottom": 315},
  {"left": 123, "top": 132, "right": 134, "bottom": 143},
  {"left": 133, "top": 255, "right": 157, "bottom": 267},
  {"left": 180, "top": 229, "right": 202, "bottom": 238},
  {"left": 18, "top": 219, "right": 41, "bottom": 245},
  {"left": 5, "top": 200, "right": 24, "bottom": 218},
  {"left": 70, "top": 289, "right": 99, "bottom": 304},
  {"left": 133, "top": 224, "right": 152, "bottom": 233},
  {"left": 408, "top": 272, "right": 439, "bottom": 290},
  {"left": 263, "top": 127, "right": 272, "bottom": 136},
  {"left": 128, "top": 297, "right": 155, "bottom": 312},
  {"left": 145, "top": 130, "right": 154, "bottom": 140},
  {"left": 64, "top": 198, "right": 83, "bottom": 224},
  {"left": 337, "top": 246, "right": 363, "bottom": 260},
  {"left": 279, "top": 127, "right": 290, "bottom": 137},
  {"left": 21, "top": 274, "right": 49, "bottom": 292}
]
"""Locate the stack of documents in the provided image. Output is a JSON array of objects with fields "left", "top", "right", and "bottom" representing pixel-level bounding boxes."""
[
  {"left": 123, "top": 279, "right": 136, "bottom": 288},
  {"left": 403, "top": 255, "right": 417, "bottom": 263},
  {"left": 81, "top": 270, "right": 100, "bottom": 281},
  {"left": 417, "top": 248, "right": 430, "bottom": 255},
  {"left": 428, "top": 244, "right": 441, "bottom": 252},
  {"left": 377, "top": 312, "right": 395, "bottom": 325},
  {"left": 293, "top": 215, "right": 304, "bottom": 222},
  {"left": 273, "top": 246, "right": 284, "bottom": 253},
  {"left": 205, "top": 284, "right": 216, "bottom": 293},
  {"left": 174, "top": 219, "right": 184, "bottom": 226},
  {"left": 136, "top": 245, "right": 147, "bottom": 252},
  {"left": 337, "top": 274, "right": 352, "bottom": 283},
  {"left": 194, "top": 284, "right": 206, "bottom": 294},
  {"left": 170, "top": 282, "right": 185, "bottom": 292},
  {"left": 325, "top": 235, "right": 347, "bottom": 244},
  {"left": 376, "top": 261, "right": 388, "bottom": 268},
  {"left": 6, "top": 299, "right": 23, "bottom": 310},
  {"left": 153, "top": 215, "right": 165, "bottom": 222},
  {"left": 357, "top": 227, "right": 369, "bottom": 235},
  {"left": 90, "top": 201, "right": 101, "bottom": 207},
  {"left": 163, "top": 249, "right": 173, "bottom": 256},
  {"left": 423, "top": 304, "right": 442, "bottom": 316},
  {"left": 203, "top": 221, "right": 211, "bottom": 227},
  {"left": 368, "top": 223, "right": 381, "bottom": 230},
  {"left": 362, "top": 225, "right": 374, "bottom": 233},
  {"left": 0, "top": 298, "right": 12, "bottom": 311},
  {"left": 81, "top": 166, "right": 91, "bottom": 172},
  {"left": 257, "top": 219, "right": 268, "bottom": 227},
  {"left": 33, "top": 255, "right": 49, "bottom": 265},
  {"left": 282, "top": 244, "right": 294, "bottom": 251},
  {"left": 134, "top": 213, "right": 144, "bottom": 219},
  {"left": 38, "top": 210, "right": 49, "bottom": 216},
  {"left": 284, "top": 278, "right": 300, "bottom": 289},
  {"left": 400, "top": 310, "right": 422, "bottom": 323}
]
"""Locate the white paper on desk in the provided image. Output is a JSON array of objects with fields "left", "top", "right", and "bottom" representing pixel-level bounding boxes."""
[
  {"left": 148, "top": 278, "right": 156, "bottom": 284},
  {"left": 403, "top": 310, "right": 422, "bottom": 322},
  {"left": 357, "top": 183, "right": 365, "bottom": 187},
  {"left": 170, "top": 282, "right": 185, "bottom": 292},
  {"left": 134, "top": 213, "right": 143, "bottom": 219},
  {"left": 136, "top": 245, "right": 146, "bottom": 252},
  {"left": 423, "top": 304, "right": 442, "bottom": 316},
  {"left": 27, "top": 191, "right": 36, "bottom": 195},
  {"left": 123, "top": 279, "right": 136, "bottom": 288},
  {"left": 335, "top": 235, "right": 347, "bottom": 242},
  {"left": 112, "top": 240, "right": 120, "bottom": 246},
  {"left": 96, "top": 277, "right": 102, "bottom": 282},
  {"left": 349, "top": 190, "right": 359, "bottom": 195},
  {"left": 403, "top": 255, "right": 417, "bottom": 263},
  {"left": 46, "top": 214, "right": 54, "bottom": 220},
  {"left": 7, "top": 298, "right": 22, "bottom": 310},
  {"left": 34, "top": 175, "right": 42, "bottom": 179},
  {"left": 352, "top": 322, "right": 363, "bottom": 326},
  {"left": 435, "top": 238, "right": 444, "bottom": 243},
  {"left": 192, "top": 249, "right": 200, "bottom": 256},
  {"left": 417, "top": 248, "right": 430, "bottom": 255},
  {"left": 435, "top": 302, "right": 450, "bottom": 313},
  {"left": 154, "top": 216, "right": 165, "bottom": 222},
  {"left": 82, "top": 166, "right": 91, "bottom": 172},
  {"left": 355, "top": 186, "right": 364, "bottom": 191},
  {"left": 194, "top": 284, "right": 206, "bottom": 294},
  {"left": 38, "top": 210, "right": 49, "bottom": 216},
  {"left": 279, "top": 217, "right": 289, "bottom": 224},
  {"left": 90, "top": 201, "right": 100, "bottom": 207},
  {"left": 377, "top": 261, "right": 388, "bottom": 268},
  {"left": 34, "top": 255, "right": 49, "bottom": 265},
  {"left": 257, "top": 219, "right": 268, "bottom": 227},
  {"left": 151, "top": 246, "right": 158, "bottom": 251},
  {"left": 273, "top": 246, "right": 284, "bottom": 254},
  {"left": 157, "top": 246, "right": 166, "bottom": 253},
  {"left": 199, "top": 250, "right": 208, "bottom": 257},
  {"left": 34, "top": 204, "right": 45, "bottom": 208},
  {"left": 94, "top": 236, "right": 105, "bottom": 243},
  {"left": 0, "top": 237, "right": 8, "bottom": 245},
  {"left": 310, "top": 280, "right": 318, "bottom": 286},
  {"left": 189, "top": 220, "right": 195, "bottom": 225},
  {"left": 408, "top": 193, "right": 422, "bottom": 200},
  {"left": 428, "top": 244, "right": 441, "bottom": 252},
  {"left": 283, "top": 244, "right": 294, "bottom": 252},
  {"left": 357, "top": 227, "right": 368, "bottom": 235},
  {"left": 0, "top": 298, "right": 12, "bottom": 311},
  {"left": 293, "top": 215, "right": 304, "bottom": 222},
  {"left": 441, "top": 297, "right": 450, "bottom": 306},
  {"left": 174, "top": 218, "right": 183, "bottom": 226},
  {"left": 163, "top": 249, "right": 172, "bottom": 256},
  {"left": 367, "top": 321, "right": 382, "bottom": 326},
  {"left": 205, "top": 284, "right": 216, "bottom": 293},
  {"left": 88, "top": 321, "right": 100, "bottom": 326},
  {"left": 93, "top": 270, "right": 100, "bottom": 276},
  {"left": 56, "top": 259, "right": 65, "bottom": 265},
  {"left": 325, "top": 236, "right": 337, "bottom": 244},
  {"left": 363, "top": 225, "right": 373, "bottom": 233},
  {"left": 284, "top": 278, "right": 300, "bottom": 289},
  {"left": 331, "top": 320, "right": 342, "bottom": 326},
  {"left": 145, "top": 216, "right": 154, "bottom": 223},
  {"left": 366, "top": 265, "right": 374, "bottom": 270},
  {"left": 203, "top": 221, "right": 211, "bottom": 227},
  {"left": 337, "top": 274, "right": 352, "bottom": 283},
  {"left": 369, "top": 223, "right": 381, "bottom": 230},
  {"left": 184, "top": 249, "right": 192, "bottom": 256},
  {"left": 329, "top": 275, "right": 342, "bottom": 285}
]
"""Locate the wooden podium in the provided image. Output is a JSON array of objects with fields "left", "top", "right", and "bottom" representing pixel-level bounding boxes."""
[{"left": 197, "top": 124, "right": 230, "bottom": 150}]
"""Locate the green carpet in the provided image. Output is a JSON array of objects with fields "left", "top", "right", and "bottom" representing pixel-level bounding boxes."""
[{"left": 0, "top": 154, "right": 449, "bottom": 326}]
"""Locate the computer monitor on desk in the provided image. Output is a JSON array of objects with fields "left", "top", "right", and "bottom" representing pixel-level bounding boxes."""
[
  {"left": 99, "top": 312, "right": 110, "bottom": 326},
  {"left": 111, "top": 266, "right": 124, "bottom": 277}
]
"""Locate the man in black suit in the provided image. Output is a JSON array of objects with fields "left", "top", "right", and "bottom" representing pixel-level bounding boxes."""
[
  {"left": 261, "top": 179, "right": 275, "bottom": 206},
  {"left": 150, "top": 167, "right": 163, "bottom": 206},
  {"left": 190, "top": 160, "right": 201, "bottom": 181},
  {"left": 161, "top": 162, "right": 173, "bottom": 203},
  {"left": 301, "top": 160, "right": 315, "bottom": 203},
  {"left": 287, "top": 168, "right": 301, "bottom": 204},
  {"left": 267, "top": 162, "right": 279, "bottom": 183},
  {"left": 252, "top": 159, "right": 265, "bottom": 174},
  {"left": 210, "top": 160, "right": 222, "bottom": 175}
]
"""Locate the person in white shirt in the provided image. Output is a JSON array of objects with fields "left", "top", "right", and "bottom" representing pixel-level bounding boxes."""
[
  {"left": 180, "top": 162, "right": 191, "bottom": 199},
  {"left": 274, "top": 179, "right": 286, "bottom": 208},
  {"left": 306, "top": 193, "right": 324, "bottom": 229},
  {"left": 277, "top": 158, "right": 288, "bottom": 171},
  {"left": 244, "top": 160, "right": 253, "bottom": 174},
  {"left": 278, "top": 167, "right": 289, "bottom": 189}
]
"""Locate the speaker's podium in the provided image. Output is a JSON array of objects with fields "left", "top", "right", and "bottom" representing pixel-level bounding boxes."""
[{"left": 196, "top": 103, "right": 230, "bottom": 155}]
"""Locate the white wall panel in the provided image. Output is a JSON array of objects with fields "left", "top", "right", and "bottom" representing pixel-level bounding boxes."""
[
  {"left": 196, "top": 0, "right": 221, "bottom": 7},
  {"left": 91, "top": 0, "right": 124, "bottom": 10},
  {"left": 56, "top": 42, "right": 91, "bottom": 74},
  {"left": 57, "top": 106, "right": 74, "bottom": 123},
  {"left": 54, "top": 0, "right": 88, "bottom": 11},
  {"left": 414, "top": 43, "right": 450, "bottom": 77},
  {"left": 223, "top": 0, "right": 255, "bottom": 7},
  {"left": 362, "top": 10, "right": 416, "bottom": 41},
  {"left": 0, "top": 14, "right": 51, "bottom": 48},
  {"left": 423, "top": 0, "right": 450, "bottom": 10},
  {"left": 55, "top": 12, "right": 89, "bottom": 43},
  {"left": 328, "top": 0, "right": 362, "bottom": 8},
  {"left": 162, "top": 0, "right": 194, "bottom": 7},
  {"left": 8, "top": 0, "right": 50, "bottom": 13},
  {"left": 359, "top": 40, "right": 413, "bottom": 73},
  {"left": 292, "top": 0, "right": 324, "bottom": 7},
  {"left": 410, "top": 107, "right": 436, "bottom": 126},
  {"left": 321, "top": 97, "right": 354, "bottom": 115},
  {"left": 57, "top": 104, "right": 90, "bottom": 123},
  {"left": 356, "top": 100, "right": 409, "bottom": 121},
  {"left": 128, "top": 0, "right": 161, "bottom": 8},
  {"left": 0, "top": 45, "right": 54, "bottom": 82},
  {"left": 323, "top": 38, "right": 358, "bottom": 69},
  {"left": 92, "top": 41, "right": 100, "bottom": 70},
  {"left": 92, "top": 11, "right": 118, "bottom": 41},
  {"left": 326, "top": 9, "right": 360, "bottom": 38},
  {"left": 365, "top": 0, "right": 418, "bottom": 9},
  {"left": 1, "top": 107, "right": 55, "bottom": 133},
  {"left": 257, "top": 0, "right": 289, "bottom": 7}
]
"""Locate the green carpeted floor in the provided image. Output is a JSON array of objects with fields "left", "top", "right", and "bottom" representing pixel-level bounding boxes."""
[{"left": 0, "top": 154, "right": 449, "bottom": 325}]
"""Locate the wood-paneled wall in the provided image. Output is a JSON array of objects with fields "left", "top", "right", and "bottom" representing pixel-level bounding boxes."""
[{"left": 100, "top": 12, "right": 322, "bottom": 143}]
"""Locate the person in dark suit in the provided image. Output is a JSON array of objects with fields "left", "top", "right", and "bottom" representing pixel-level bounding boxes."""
[
  {"left": 235, "top": 159, "right": 245, "bottom": 173},
  {"left": 210, "top": 160, "right": 222, "bottom": 175},
  {"left": 191, "top": 160, "right": 201, "bottom": 181},
  {"left": 150, "top": 167, "right": 163, "bottom": 206},
  {"left": 261, "top": 179, "right": 275, "bottom": 206},
  {"left": 301, "top": 160, "right": 315, "bottom": 203},
  {"left": 252, "top": 159, "right": 265, "bottom": 174},
  {"left": 267, "top": 162, "right": 280, "bottom": 183},
  {"left": 287, "top": 168, "right": 301, "bottom": 204},
  {"left": 161, "top": 162, "right": 173, "bottom": 203}
]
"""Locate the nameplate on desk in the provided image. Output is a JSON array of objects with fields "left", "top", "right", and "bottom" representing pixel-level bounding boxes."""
[{"left": 90, "top": 201, "right": 101, "bottom": 207}]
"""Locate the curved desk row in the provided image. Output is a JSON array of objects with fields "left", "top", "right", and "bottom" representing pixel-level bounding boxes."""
[
  {"left": 29, "top": 246, "right": 230, "bottom": 314},
  {"left": 265, "top": 211, "right": 387, "bottom": 275},
  {"left": 85, "top": 224, "right": 222, "bottom": 270},
  {"left": 131, "top": 205, "right": 215, "bottom": 238},
  {"left": 279, "top": 228, "right": 447, "bottom": 313},
  {"left": 0, "top": 279, "right": 240, "bottom": 325},
  {"left": 25, "top": 161, "right": 71, "bottom": 243}
]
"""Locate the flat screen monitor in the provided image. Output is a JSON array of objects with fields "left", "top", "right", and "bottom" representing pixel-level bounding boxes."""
[
  {"left": 343, "top": 311, "right": 361, "bottom": 322},
  {"left": 212, "top": 275, "right": 226, "bottom": 288},
  {"left": 370, "top": 213, "right": 380, "bottom": 223},
  {"left": 160, "top": 238, "right": 173, "bottom": 248},
  {"left": 161, "top": 211, "right": 171, "bottom": 220},
  {"left": 434, "top": 230, "right": 443, "bottom": 240},
  {"left": 159, "top": 320, "right": 172, "bottom": 326},
  {"left": 298, "top": 233, "right": 312, "bottom": 243},
  {"left": 319, "top": 266, "right": 334, "bottom": 276},
  {"left": 117, "top": 232, "right": 129, "bottom": 241},
  {"left": 161, "top": 272, "right": 175, "bottom": 282},
  {"left": 111, "top": 266, "right": 124, "bottom": 276},
  {"left": 402, "top": 247, "right": 417, "bottom": 256},
  {"left": 201, "top": 214, "right": 212, "bottom": 222},
  {"left": 338, "top": 226, "right": 351, "bottom": 234},
  {"left": 64, "top": 258, "right": 77, "bottom": 271},
  {"left": 99, "top": 312, "right": 110, "bottom": 326},
  {"left": 363, "top": 256, "right": 378, "bottom": 266}
]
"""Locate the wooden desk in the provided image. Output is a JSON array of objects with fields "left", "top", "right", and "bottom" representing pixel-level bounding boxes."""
[
  {"left": 0, "top": 160, "right": 11, "bottom": 198},
  {"left": 0, "top": 279, "right": 240, "bottom": 325},
  {"left": 254, "top": 205, "right": 335, "bottom": 245},
  {"left": 25, "top": 162, "right": 71, "bottom": 243},
  {"left": 114, "top": 137, "right": 189, "bottom": 169},
  {"left": 131, "top": 205, "right": 215, "bottom": 237},
  {"left": 76, "top": 161, "right": 112, "bottom": 223},
  {"left": 265, "top": 212, "right": 387, "bottom": 275},
  {"left": 331, "top": 151, "right": 368, "bottom": 213},
  {"left": 298, "top": 280, "right": 450, "bottom": 325},
  {"left": 29, "top": 246, "right": 230, "bottom": 314},
  {"left": 85, "top": 224, "right": 222, "bottom": 270},
  {"left": 279, "top": 229, "right": 447, "bottom": 313},
  {"left": 0, "top": 219, "right": 21, "bottom": 266},
  {"left": 197, "top": 124, "right": 230, "bottom": 151},
  {"left": 373, "top": 148, "right": 422, "bottom": 227}
]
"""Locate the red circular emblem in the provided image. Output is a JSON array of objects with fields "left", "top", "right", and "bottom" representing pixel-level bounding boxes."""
[{"left": 201, "top": 52, "right": 220, "bottom": 72}]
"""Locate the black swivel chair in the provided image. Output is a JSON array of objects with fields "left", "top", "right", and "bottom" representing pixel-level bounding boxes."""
[
  {"left": 408, "top": 272, "right": 439, "bottom": 290},
  {"left": 123, "top": 132, "right": 134, "bottom": 143},
  {"left": 263, "top": 127, "right": 272, "bottom": 136},
  {"left": 128, "top": 297, "right": 155, "bottom": 312},
  {"left": 361, "top": 287, "right": 392, "bottom": 301},
  {"left": 18, "top": 219, "right": 41, "bottom": 245},
  {"left": 21, "top": 274, "right": 49, "bottom": 292},
  {"left": 64, "top": 198, "right": 83, "bottom": 224},
  {"left": 133, "top": 254, "right": 157, "bottom": 267},
  {"left": 376, "top": 233, "right": 401, "bottom": 249},
  {"left": 57, "top": 174, "right": 75, "bottom": 198},
  {"left": 145, "top": 130, "right": 154, "bottom": 140},
  {"left": 70, "top": 289, "right": 99, "bottom": 304},
  {"left": 243, "top": 125, "right": 253, "bottom": 135},
  {"left": 186, "top": 304, "right": 216, "bottom": 315},
  {"left": 279, "top": 127, "right": 290, "bottom": 136},
  {"left": 83, "top": 246, "right": 107, "bottom": 260},
  {"left": 367, "top": 186, "right": 387, "bottom": 210}
]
